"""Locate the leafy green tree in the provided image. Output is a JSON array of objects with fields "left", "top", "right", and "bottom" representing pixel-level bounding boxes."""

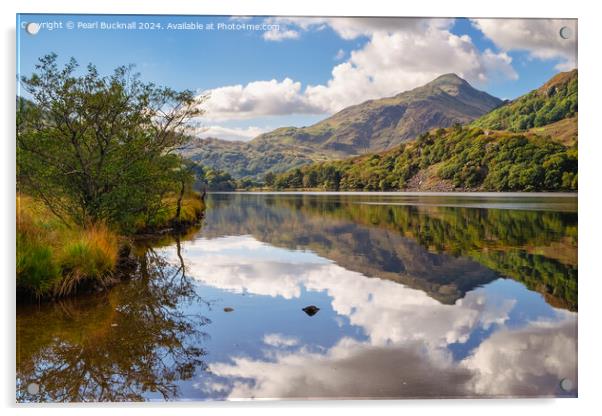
[
  {"left": 173, "top": 160, "right": 198, "bottom": 222},
  {"left": 302, "top": 170, "right": 318, "bottom": 188},
  {"left": 17, "top": 54, "right": 205, "bottom": 231},
  {"left": 202, "top": 168, "right": 236, "bottom": 191},
  {"left": 288, "top": 168, "right": 303, "bottom": 188},
  {"left": 264, "top": 172, "right": 276, "bottom": 187}
]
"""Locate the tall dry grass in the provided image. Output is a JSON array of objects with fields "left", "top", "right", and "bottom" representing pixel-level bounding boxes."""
[
  {"left": 17, "top": 195, "right": 120, "bottom": 298},
  {"left": 17, "top": 191, "right": 204, "bottom": 298}
]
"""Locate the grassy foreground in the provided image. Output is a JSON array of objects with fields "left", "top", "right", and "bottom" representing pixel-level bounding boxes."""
[{"left": 17, "top": 194, "right": 204, "bottom": 299}]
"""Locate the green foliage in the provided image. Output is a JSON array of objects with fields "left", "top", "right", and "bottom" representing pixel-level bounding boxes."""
[
  {"left": 186, "top": 139, "right": 316, "bottom": 180},
  {"left": 192, "top": 162, "right": 265, "bottom": 191},
  {"left": 203, "top": 169, "right": 236, "bottom": 191},
  {"left": 56, "top": 237, "right": 117, "bottom": 297},
  {"left": 17, "top": 54, "right": 203, "bottom": 233},
  {"left": 191, "top": 164, "right": 237, "bottom": 191},
  {"left": 17, "top": 196, "right": 119, "bottom": 298},
  {"left": 16, "top": 55, "right": 208, "bottom": 299},
  {"left": 136, "top": 194, "right": 204, "bottom": 232},
  {"left": 471, "top": 249, "right": 577, "bottom": 310},
  {"left": 269, "top": 126, "right": 577, "bottom": 192},
  {"left": 472, "top": 70, "right": 577, "bottom": 132},
  {"left": 60, "top": 241, "right": 114, "bottom": 278},
  {"left": 264, "top": 172, "right": 276, "bottom": 187},
  {"left": 16, "top": 234, "right": 62, "bottom": 297},
  {"left": 236, "top": 177, "right": 263, "bottom": 190}
]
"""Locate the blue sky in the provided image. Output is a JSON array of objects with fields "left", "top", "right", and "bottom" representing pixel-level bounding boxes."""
[{"left": 17, "top": 14, "right": 577, "bottom": 141}]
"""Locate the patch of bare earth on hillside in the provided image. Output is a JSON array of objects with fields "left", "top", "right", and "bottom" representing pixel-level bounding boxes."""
[
  {"left": 402, "top": 164, "right": 458, "bottom": 192},
  {"left": 527, "top": 115, "right": 577, "bottom": 146}
]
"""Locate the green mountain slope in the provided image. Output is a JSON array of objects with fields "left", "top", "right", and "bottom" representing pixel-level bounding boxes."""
[
  {"left": 182, "top": 137, "right": 320, "bottom": 179},
  {"left": 472, "top": 69, "right": 577, "bottom": 132},
  {"left": 270, "top": 70, "right": 578, "bottom": 192},
  {"left": 184, "top": 74, "right": 502, "bottom": 178}
]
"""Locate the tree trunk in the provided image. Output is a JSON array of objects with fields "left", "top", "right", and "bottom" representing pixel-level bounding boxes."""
[{"left": 174, "top": 180, "right": 185, "bottom": 222}]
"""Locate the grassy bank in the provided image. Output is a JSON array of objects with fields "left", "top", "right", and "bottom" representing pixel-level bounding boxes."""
[
  {"left": 17, "top": 193, "right": 204, "bottom": 300},
  {"left": 133, "top": 193, "right": 205, "bottom": 234},
  {"left": 17, "top": 195, "right": 119, "bottom": 298}
]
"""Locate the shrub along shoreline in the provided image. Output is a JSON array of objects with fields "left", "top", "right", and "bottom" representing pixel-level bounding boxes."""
[{"left": 16, "top": 193, "right": 204, "bottom": 302}]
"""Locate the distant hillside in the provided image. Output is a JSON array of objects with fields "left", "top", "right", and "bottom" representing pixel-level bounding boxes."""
[
  {"left": 181, "top": 137, "right": 325, "bottom": 179},
  {"left": 254, "top": 73, "right": 501, "bottom": 154},
  {"left": 184, "top": 74, "right": 502, "bottom": 178},
  {"left": 472, "top": 69, "right": 577, "bottom": 132},
  {"left": 270, "top": 71, "right": 578, "bottom": 192}
]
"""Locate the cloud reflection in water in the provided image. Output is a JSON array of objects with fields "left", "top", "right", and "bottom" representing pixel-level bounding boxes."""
[{"left": 160, "top": 234, "right": 577, "bottom": 399}]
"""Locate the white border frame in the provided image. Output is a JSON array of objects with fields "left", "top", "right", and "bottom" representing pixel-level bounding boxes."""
[{"left": 2, "top": 1, "right": 599, "bottom": 415}]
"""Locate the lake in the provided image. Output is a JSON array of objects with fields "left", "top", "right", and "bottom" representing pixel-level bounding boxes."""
[{"left": 16, "top": 192, "right": 578, "bottom": 401}]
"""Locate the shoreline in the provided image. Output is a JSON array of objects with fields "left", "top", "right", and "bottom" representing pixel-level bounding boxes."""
[
  {"left": 214, "top": 190, "right": 579, "bottom": 197},
  {"left": 16, "top": 206, "right": 205, "bottom": 305}
]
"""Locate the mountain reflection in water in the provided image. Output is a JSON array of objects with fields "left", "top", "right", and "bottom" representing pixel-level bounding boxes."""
[{"left": 17, "top": 193, "right": 577, "bottom": 401}]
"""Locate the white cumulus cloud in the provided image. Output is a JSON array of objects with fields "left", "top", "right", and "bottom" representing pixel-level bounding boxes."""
[
  {"left": 204, "top": 318, "right": 577, "bottom": 399},
  {"left": 200, "top": 18, "right": 517, "bottom": 121},
  {"left": 198, "top": 125, "right": 269, "bottom": 141},
  {"left": 202, "top": 78, "right": 323, "bottom": 121},
  {"left": 207, "top": 338, "right": 472, "bottom": 399},
  {"left": 304, "top": 28, "right": 516, "bottom": 114},
  {"left": 471, "top": 19, "right": 577, "bottom": 70}
]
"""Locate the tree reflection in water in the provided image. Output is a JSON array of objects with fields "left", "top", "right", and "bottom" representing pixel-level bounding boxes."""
[
  {"left": 203, "top": 193, "right": 577, "bottom": 311},
  {"left": 16, "top": 237, "right": 210, "bottom": 402}
]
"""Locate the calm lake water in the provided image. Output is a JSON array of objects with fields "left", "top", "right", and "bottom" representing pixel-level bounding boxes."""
[{"left": 16, "top": 192, "right": 578, "bottom": 401}]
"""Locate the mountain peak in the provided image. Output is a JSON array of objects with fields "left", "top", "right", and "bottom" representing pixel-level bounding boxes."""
[
  {"left": 421, "top": 73, "right": 488, "bottom": 101},
  {"left": 187, "top": 73, "right": 502, "bottom": 179},
  {"left": 430, "top": 73, "right": 467, "bottom": 86},
  {"left": 421, "top": 73, "right": 474, "bottom": 98}
]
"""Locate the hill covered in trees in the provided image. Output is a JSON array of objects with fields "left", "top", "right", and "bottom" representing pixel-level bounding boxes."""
[
  {"left": 268, "top": 70, "right": 578, "bottom": 192},
  {"left": 182, "top": 137, "right": 322, "bottom": 180},
  {"left": 472, "top": 69, "right": 577, "bottom": 132},
  {"left": 183, "top": 74, "right": 502, "bottom": 179}
]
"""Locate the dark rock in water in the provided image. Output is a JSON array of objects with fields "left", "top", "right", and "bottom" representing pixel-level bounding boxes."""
[
  {"left": 223, "top": 307, "right": 234, "bottom": 312},
  {"left": 302, "top": 305, "right": 320, "bottom": 316}
]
